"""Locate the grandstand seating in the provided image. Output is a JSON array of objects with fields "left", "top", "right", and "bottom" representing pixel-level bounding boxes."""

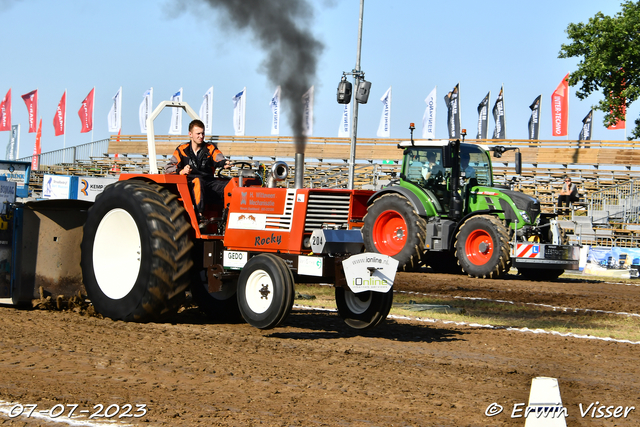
[{"left": 28, "top": 135, "right": 640, "bottom": 216}]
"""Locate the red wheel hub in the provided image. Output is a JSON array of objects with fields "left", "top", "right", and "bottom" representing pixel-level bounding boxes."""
[
  {"left": 465, "top": 229, "right": 493, "bottom": 265},
  {"left": 372, "top": 210, "right": 407, "bottom": 256}
]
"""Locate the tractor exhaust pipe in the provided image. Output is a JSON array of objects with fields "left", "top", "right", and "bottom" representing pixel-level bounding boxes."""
[
  {"left": 266, "top": 161, "right": 289, "bottom": 188},
  {"left": 295, "top": 152, "right": 304, "bottom": 189}
]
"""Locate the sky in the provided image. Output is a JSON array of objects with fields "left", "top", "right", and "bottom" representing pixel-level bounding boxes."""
[{"left": 0, "top": 0, "right": 630, "bottom": 160}]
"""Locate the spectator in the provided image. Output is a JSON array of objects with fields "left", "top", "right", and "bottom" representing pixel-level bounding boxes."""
[{"left": 557, "top": 176, "right": 579, "bottom": 215}]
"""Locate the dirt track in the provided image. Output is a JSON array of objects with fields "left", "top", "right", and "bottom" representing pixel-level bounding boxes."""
[{"left": 1, "top": 272, "right": 639, "bottom": 426}]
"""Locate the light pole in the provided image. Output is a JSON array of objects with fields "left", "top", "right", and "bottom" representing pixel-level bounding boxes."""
[
  {"left": 349, "top": 0, "right": 365, "bottom": 190},
  {"left": 337, "top": 0, "right": 370, "bottom": 190}
]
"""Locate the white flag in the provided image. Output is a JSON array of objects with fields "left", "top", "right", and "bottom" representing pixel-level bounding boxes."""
[
  {"left": 302, "top": 86, "right": 314, "bottom": 137},
  {"left": 6, "top": 124, "right": 19, "bottom": 161},
  {"left": 338, "top": 102, "right": 351, "bottom": 137},
  {"left": 199, "top": 86, "right": 214, "bottom": 133},
  {"left": 169, "top": 88, "right": 183, "bottom": 135},
  {"left": 377, "top": 86, "right": 392, "bottom": 138},
  {"left": 422, "top": 86, "right": 436, "bottom": 139},
  {"left": 107, "top": 86, "right": 122, "bottom": 133},
  {"left": 269, "top": 86, "right": 281, "bottom": 136},
  {"left": 232, "top": 87, "right": 246, "bottom": 136},
  {"left": 138, "top": 87, "right": 153, "bottom": 133}
]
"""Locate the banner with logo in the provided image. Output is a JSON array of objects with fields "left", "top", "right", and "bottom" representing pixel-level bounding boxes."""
[
  {"left": 78, "top": 88, "right": 94, "bottom": 133},
  {"left": 377, "top": 86, "right": 392, "bottom": 138},
  {"left": 199, "top": 86, "right": 213, "bottom": 133},
  {"left": 168, "top": 88, "right": 182, "bottom": 135},
  {"left": 232, "top": 87, "right": 246, "bottom": 136},
  {"left": 6, "top": 124, "right": 19, "bottom": 160},
  {"left": 492, "top": 86, "right": 506, "bottom": 139},
  {"left": 444, "top": 83, "right": 460, "bottom": 139},
  {"left": 302, "top": 86, "right": 314, "bottom": 137},
  {"left": 476, "top": 92, "right": 490, "bottom": 140},
  {"left": 53, "top": 91, "right": 66, "bottom": 136},
  {"left": 270, "top": 86, "right": 281, "bottom": 136},
  {"left": 583, "top": 246, "right": 640, "bottom": 278},
  {"left": 551, "top": 73, "right": 569, "bottom": 136},
  {"left": 422, "top": 86, "right": 436, "bottom": 139},
  {"left": 21, "top": 89, "right": 37, "bottom": 133},
  {"left": 579, "top": 109, "right": 593, "bottom": 141},
  {"left": 31, "top": 118, "right": 42, "bottom": 170},
  {"left": 338, "top": 102, "right": 350, "bottom": 137},
  {"left": 0, "top": 89, "right": 10, "bottom": 131},
  {"left": 138, "top": 87, "right": 153, "bottom": 133},
  {"left": 528, "top": 95, "right": 541, "bottom": 140},
  {"left": 108, "top": 87, "right": 122, "bottom": 133}
]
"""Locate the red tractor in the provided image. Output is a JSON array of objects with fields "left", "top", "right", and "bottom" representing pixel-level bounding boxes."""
[{"left": 79, "top": 102, "right": 398, "bottom": 329}]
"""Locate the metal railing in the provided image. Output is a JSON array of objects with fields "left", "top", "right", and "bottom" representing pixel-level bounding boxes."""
[
  {"left": 18, "top": 139, "right": 110, "bottom": 166},
  {"left": 588, "top": 178, "right": 640, "bottom": 224}
]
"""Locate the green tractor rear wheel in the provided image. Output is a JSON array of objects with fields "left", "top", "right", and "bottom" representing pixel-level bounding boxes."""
[{"left": 363, "top": 193, "right": 427, "bottom": 271}]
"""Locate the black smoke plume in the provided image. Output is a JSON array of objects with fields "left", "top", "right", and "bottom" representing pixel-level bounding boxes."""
[{"left": 181, "top": 0, "right": 323, "bottom": 153}]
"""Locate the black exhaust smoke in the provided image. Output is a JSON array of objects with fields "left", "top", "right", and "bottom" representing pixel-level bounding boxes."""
[{"left": 180, "top": 0, "right": 323, "bottom": 158}]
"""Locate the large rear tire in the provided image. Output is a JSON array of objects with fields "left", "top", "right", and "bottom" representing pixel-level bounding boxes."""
[
  {"left": 363, "top": 193, "right": 426, "bottom": 271},
  {"left": 455, "top": 215, "right": 510, "bottom": 279},
  {"left": 81, "top": 180, "right": 193, "bottom": 321},
  {"left": 335, "top": 288, "right": 393, "bottom": 330},
  {"left": 237, "top": 254, "right": 294, "bottom": 329}
]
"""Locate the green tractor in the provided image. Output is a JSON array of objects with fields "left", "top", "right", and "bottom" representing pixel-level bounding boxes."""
[{"left": 362, "top": 129, "right": 579, "bottom": 280}]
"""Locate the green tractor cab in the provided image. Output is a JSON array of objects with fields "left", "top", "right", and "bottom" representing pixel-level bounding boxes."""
[{"left": 362, "top": 136, "right": 579, "bottom": 280}]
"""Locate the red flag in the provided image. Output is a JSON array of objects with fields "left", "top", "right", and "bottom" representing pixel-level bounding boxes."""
[
  {"left": 53, "top": 91, "right": 66, "bottom": 136},
  {"left": 78, "top": 88, "right": 94, "bottom": 133},
  {"left": 0, "top": 89, "right": 10, "bottom": 131},
  {"left": 31, "top": 118, "right": 42, "bottom": 171},
  {"left": 21, "top": 89, "right": 38, "bottom": 133},
  {"left": 607, "top": 99, "right": 626, "bottom": 130},
  {"left": 551, "top": 73, "right": 569, "bottom": 137}
]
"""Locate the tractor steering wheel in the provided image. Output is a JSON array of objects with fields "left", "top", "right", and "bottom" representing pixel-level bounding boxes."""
[{"left": 217, "top": 161, "right": 254, "bottom": 178}]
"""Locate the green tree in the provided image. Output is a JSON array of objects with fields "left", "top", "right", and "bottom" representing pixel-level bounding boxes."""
[{"left": 559, "top": 1, "right": 640, "bottom": 139}]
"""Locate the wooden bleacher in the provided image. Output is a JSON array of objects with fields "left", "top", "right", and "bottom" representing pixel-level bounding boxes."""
[
  {"left": 107, "top": 135, "right": 403, "bottom": 163},
  {"left": 38, "top": 135, "right": 640, "bottom": 213}
]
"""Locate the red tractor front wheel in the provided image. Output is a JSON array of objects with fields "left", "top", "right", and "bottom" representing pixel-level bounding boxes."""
[
  {"left": 465, "top": 229, "right": 495, "bottom": 265},
  {"left": 455, "top": 215, "right": 510, "bottom": 279}
]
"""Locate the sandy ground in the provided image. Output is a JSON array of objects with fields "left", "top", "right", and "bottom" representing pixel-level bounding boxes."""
[{"left": 0, "top": 271, "right": 639, "bottom": 427}]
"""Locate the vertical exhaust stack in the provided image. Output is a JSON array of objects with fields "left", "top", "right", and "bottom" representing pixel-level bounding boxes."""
[{"left": 295, "top": 152, "right": 304, "bottom": 189}]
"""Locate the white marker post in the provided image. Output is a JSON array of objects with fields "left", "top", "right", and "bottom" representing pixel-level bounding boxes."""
[{"left": 524, "top": 377, "right": 567, "bottom": 427}]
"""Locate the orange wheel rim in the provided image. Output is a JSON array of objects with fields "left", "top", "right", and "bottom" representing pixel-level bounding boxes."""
[
  {"left": 465, "top": 229, "right": 493, "bottom": 265},
  {"left": 372, "top": 210, "right": 407, "bottom": 256}
]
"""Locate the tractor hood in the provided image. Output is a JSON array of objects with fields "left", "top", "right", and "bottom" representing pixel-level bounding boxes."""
[{"left": 499, "top": 189, "right": 541, "bottom": 224}]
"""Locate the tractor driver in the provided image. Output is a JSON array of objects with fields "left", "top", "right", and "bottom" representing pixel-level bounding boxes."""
[
  {"left": 422, "top": 151, "right": 444, "bottom": 182},
  {"left": 460, "top": 152, "right": 476, "bottom": 179},
  {"left": 165, "top": 119, "right": 232, "bottom": 226}
]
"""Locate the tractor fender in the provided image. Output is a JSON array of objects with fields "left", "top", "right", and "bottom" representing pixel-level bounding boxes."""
[
  {"left": 118, "top": 174, "right": 199, "bottom": 232},
  {"left": 367, "top": 186, "right": 427, "bottom": 217}
]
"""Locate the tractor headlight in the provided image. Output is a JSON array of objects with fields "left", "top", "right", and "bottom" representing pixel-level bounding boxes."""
[{"left": 520, "top": 211, "right": 530, "bottom": 223}]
